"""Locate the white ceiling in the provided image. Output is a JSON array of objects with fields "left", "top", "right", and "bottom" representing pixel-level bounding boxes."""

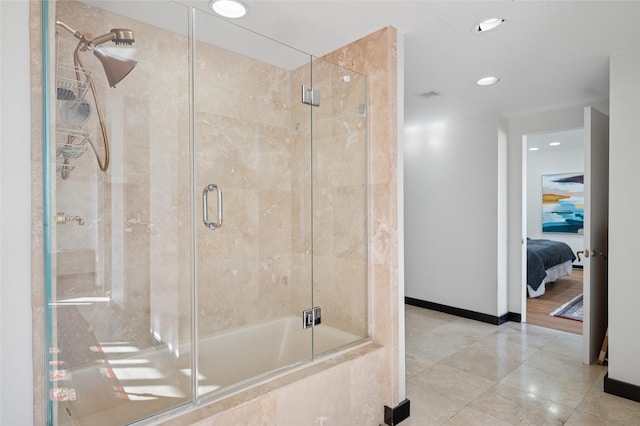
[
  {"left": 86, "top": 1, "right": 640, "bottom": 127},
  {"left": 527, "top": 128, "right": 584, "bottom": 152},
  {"left": 191, "top": 1, "right": 640, "bottom": 126}
]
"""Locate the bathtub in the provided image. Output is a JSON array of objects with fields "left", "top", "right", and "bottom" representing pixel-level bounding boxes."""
[
  {"left": 56, "top": 315, "right": 364, "bottom": 425},
  {"left": 186, "top": 315, "right": 365, "bottom": 395}
]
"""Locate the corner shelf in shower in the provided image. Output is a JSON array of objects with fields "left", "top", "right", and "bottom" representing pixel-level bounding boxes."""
[
  {"left": 56, "top": 128, "right": 90, "bottom": 174},
  {"left": 55, "top": 63, "right": 92, "bottom": 175},
  {"left": 56, "top": 62, "right": 90, "bottom": 102}
]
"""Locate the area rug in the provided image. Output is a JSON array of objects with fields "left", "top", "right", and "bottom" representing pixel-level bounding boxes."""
[{"left": 550, "top": 294, "right": 583, "bottom": 321}]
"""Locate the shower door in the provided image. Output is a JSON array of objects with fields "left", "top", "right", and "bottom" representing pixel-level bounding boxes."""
[
  {"left": 192, "top": 10, "right": 369, "bottom": 399},
  {"left": 48, "top": 1, "right": 193, "bottom": 424},
  {"left": 193, "top": 9, "right": 314, "bottom": 398}
]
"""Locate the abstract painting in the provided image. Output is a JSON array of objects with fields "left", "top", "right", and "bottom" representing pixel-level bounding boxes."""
[{"left": 542, "top": 173, "right": 584, "bottom": 234}]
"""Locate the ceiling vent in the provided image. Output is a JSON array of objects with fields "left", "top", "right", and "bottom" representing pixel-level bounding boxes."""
[{"left": 420, "top": 90, "right": 441, "bottom": 99}]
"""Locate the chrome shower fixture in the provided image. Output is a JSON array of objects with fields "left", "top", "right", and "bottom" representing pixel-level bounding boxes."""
[
  {"left": 56, "top": 21, "right": 138, "bottom": 172},
  {"left": 56, "top": 21, "right": 137, "bottom": 88}
]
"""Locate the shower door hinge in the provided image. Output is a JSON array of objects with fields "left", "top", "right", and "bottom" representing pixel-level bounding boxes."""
[
  {"left": 302, "top": 306, "right": 321, "bottom": 329},
  {"left": 301, "top": 85, "right": 320, "bottom": 107}
]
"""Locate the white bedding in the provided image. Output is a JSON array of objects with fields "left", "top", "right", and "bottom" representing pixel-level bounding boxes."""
[{"left": 527, "top": 260, "right": 574, "bottom": 298}]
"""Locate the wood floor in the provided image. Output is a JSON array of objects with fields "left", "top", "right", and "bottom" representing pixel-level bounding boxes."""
[{"left": 526, "top": 269, "right": 583, "bottom": 335}]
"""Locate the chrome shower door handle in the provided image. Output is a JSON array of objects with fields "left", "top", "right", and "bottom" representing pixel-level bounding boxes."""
[{"left": 202, "top": 183, "right": 223, "bottom": 230}]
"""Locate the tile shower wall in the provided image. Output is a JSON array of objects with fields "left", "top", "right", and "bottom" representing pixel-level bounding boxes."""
[
  {"left": 56, "top": 0, "right": 369, "bottom": 344},
  {"left": 290, "top": 59, "right": 369, "bottom": 337},
  {"left": 194, "top": 38, "right": 298, "bottom": 336},
  {"left": 54, "top": 0, "right": 191, "bottom": 353}
]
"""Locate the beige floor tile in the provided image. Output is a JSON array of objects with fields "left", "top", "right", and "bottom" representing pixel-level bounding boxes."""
[
  {"left": 523, "top": 348, "right": 606, "bottom": 387},
  {"left": 469, "top": 383, "right": 574, "bottom": 425},
  {"left": 541, "top": 333, "right": 584, "bottom": 360},
  {"left": 575, "top": 387, "right": 640, "bottom": 425},
  {"left": 474, "top": 333, "right": 541, "bottom": 361},
  {"left": 438, "top": 341, "right": 534, "bottom": 382},
  {"left": 408, "top": 363, "right": 496, "bottom": 405},
  {"left": 443, "top": 406, "right": 515, "bottom": 426},
  {"left": 499, "top": 363, "right": 593, "bottom": 408},
  {"left": 405, "top": 332, "right": 474, "bottom": 365},
  {"left": 430, "top": 318, "right": 501, "bottom": 340},
  {"left": 405, "top": 351, "right": 434, "bottom": 379},
  {"left": 403, "top": 381, "right": 465, "bottom": 426},
  {"left": 404, "top": 306, "right": 640, "bottom": 426},
  {"left": 405, "top": 307, "right": 452, "bottom": 338},
  {"left": 564, "top": 410, "right": 627, "bottom": 426},
  {"left": 484, "top": 324, "right": 557, "bottom": 349}
]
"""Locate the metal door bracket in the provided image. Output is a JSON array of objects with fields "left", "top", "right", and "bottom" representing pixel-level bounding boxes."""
[
  {"left": 301, "top": 85, "right": 320, "bottom": 107},
  {"left": 302, "top": 306, "right": 321, "bottom": 328}
]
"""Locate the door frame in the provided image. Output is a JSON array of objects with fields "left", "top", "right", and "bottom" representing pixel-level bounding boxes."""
[{"left": 520, "top": 127, "right": 586, "bottom": 332}]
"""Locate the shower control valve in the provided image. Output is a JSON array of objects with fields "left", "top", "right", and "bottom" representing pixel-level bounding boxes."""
[{"left": 56, "top": 212, "right": 85, "bottom": 226}]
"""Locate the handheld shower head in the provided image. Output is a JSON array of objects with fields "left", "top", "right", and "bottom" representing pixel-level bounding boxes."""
[
  {"left": 90, "top": 28, "right": 135, "bottom": 47},
  {"left": 56, "top": 21, "right": 135, "bottom": 48},
  {"left": 56, "top": 22, "right": 137, "bottom": 87},
  {"left": 55, "top": 20, "right": 139, "bottom": 173},
  {"left": 92, "top": 47, "right": 137, "bottom": 88},
  {"left": 79, "top": 27, "right": 137, "bottom": 87}
]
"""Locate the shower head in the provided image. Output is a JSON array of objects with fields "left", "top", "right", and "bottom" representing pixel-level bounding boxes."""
[
  {"left": 55, "top": 21, "right": 138, "bottom": 173},
  {"left": 92, "top": 47, "right": 137, "bottom": 88},
  {"left": 90, "top": 28, "right": 135, "bottom": 47},
  {"left": 56, "top": 21, "right": 137, "bottom": 87}
]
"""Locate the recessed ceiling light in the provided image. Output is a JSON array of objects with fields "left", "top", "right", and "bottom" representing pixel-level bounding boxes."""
[
  {"left": 529, "top": 147, "right": 539, "bottom": 151},
  {"left": 210, "top": 0, "right": 248, "bottom": 18},
  {"left": 477, "top": 76, "right": 500, "bottom": 86},
  {"left": 549, "top": 142, "right": 561, "bottom": 146},
  {"left": 474, "top": 18, "right": 506, "bottom": 33}
]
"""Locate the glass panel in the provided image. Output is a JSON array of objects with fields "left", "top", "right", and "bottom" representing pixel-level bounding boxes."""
[
  {"left": 193, "top": 9, "right": 314, "bottom": 399},
  {"left": 311, "top": 59, "right": 369, "bottom": 355},
  {"left": 48, "top": 1, "right": 191, "bottom": 424},
  {"left": 45, "top": 1, "right": 370, "bottom": 422}
]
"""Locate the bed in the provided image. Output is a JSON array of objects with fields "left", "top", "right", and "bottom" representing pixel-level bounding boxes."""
[{"left": 527, "top": 238, "right": 577, "bottom": 298}]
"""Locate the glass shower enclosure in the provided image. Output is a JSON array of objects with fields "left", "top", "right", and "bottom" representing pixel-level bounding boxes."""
[{"left": 44, "top": 1, "right": 368, "bottom": 424}]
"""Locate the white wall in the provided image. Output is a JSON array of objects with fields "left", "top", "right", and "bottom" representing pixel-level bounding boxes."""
[
  {"left": 404, "top": 113, "right": 500, "bottom": 316},
  {"left": 526, "top": 134, "right": 584, "bottom": 266},
  {"left": 608, "top": 49, "right": 640, "bottom": 387},
  {"left": 506, "top": 101, "right": 607, "bottom": 314},
  {"left": 497, "top": 119, "right": 508, "bottom": 316},
  {"left": 0, "top": 1, "right": 34, "bottom": 424}
]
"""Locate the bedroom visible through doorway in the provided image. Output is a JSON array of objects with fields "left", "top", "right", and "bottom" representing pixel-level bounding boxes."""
[
  {"left": 524, "top": 128, "right": 584, "bottom": 335},
  {"left": 527, "top": 268, "right": 582, "bottom": 334}
]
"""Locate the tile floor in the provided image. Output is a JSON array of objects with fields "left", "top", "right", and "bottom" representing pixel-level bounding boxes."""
[{"left": 404, "top": 304, "right": 640, "bottom": 425}]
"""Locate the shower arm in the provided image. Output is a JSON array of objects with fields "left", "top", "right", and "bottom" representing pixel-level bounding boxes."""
[{"left": 56, "top": 21, "right": 120, "bottom": 51}]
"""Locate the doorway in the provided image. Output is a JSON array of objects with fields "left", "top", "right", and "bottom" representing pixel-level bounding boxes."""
[{"left": 524, "top": 128, "right": 585, "bottom": 335}]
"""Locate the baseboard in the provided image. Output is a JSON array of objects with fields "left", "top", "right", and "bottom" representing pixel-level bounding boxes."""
[
  {"left": 501, "top": 312, "right": 522, "bottom": 323},
  {"left": 604, "top": 373, "right": 640, "bottom": 403},
  {"left": 384, "top": 399, "right": 410, "bottom": 425},
  {"left": 405, "top": 297, "right": 520, "bottom": 325},
  {"left": 573, "top": 264, "right": 584, "bottom": 270}
]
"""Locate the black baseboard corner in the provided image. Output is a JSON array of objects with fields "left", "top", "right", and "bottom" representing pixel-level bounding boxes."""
[
  {"left": 501, "top": 312, "right": 522, "bottom": 324},
  {"left": 384, "top": 399, "right": 410, "bottom": 425},
  {"left": 406, "top": 297, "right": 521, "bottom": 325},
  {"left": 604, "top": 373, "right": 640, "bottom": 403}
]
